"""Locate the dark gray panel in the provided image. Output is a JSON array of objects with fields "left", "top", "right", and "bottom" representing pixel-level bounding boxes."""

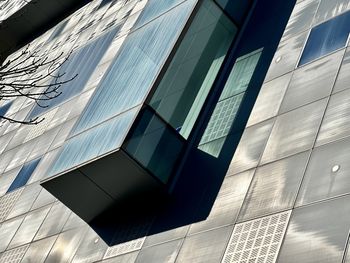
[
  {"left": 317, "top": 89, "right": 350, "bottom": 146},
  {"left": 277, "top": 196, "right": 350, "bottom": 263},
  {"left": 265, "top": 31, "right": 308, "bottom": 82},
  {"left": 21, "top": 235, "right": 57, "bottom": 263},
  {"left": 279, "top": 50, "right": 343, "bottom": 113},
  {"left": 229, "top": 119, "right": 274, "bottom": 175},
  {"left": 261, "top": 99, "right": 327, "bottom": 164},
  {"left": 297, "top": 137, "right": 350, "bottom": 206},
  {"left": 189, "top": 170, "right": 254, "bottom": 235},
  {"left": 175, "top": 226, "right": 232, "bottom": 263},
  {"left": 238, "top": 152, "right": 309, "bottom": 222},
  {"left": 281, "top": 0, "right": 320, "bottom": 41},
  {"left": 333, "top": 47, "right": 350, "bottom": 94},
  {"left": 247, "top": 73, "right": 292, "bottom": 127},
  {"left": 314, "top": 0, "right": 350, "bottom": 24},
  {"left": 136, "top": 239, "right": 183, "bottom": 263}
]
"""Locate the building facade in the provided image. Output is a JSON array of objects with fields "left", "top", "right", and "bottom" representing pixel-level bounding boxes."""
[{"left": 0, "top": 0, "right": 349, "bottom": 262}]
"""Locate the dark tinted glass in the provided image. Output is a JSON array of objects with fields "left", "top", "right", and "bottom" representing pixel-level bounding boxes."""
[
  {"left": 7, "top": 158, "right": 41, "bottom": 193},
  {"left": 299, "top": 11, "right": 350, "bottom": 66}
]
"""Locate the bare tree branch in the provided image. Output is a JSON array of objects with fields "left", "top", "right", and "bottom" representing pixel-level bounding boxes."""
[{"left": 0, "top": 44, "right": 76, "bottom": 124}]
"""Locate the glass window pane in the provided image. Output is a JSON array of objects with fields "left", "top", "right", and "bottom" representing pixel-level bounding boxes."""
[
  {"left": 149, "top": 0, "right": 237, "bottom": 138},
  {"left": 7, "top": 158, "right": 40, "bottom": 193},
  {"left": 299, "top": 11, "right": 350, "bottom": 66}
]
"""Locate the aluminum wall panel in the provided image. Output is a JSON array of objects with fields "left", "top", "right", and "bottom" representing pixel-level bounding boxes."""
[
  {"left": 333, "top": 47, "right": 350, "bottom": 94},
  {"left": 317, "top": 89, "right": 350, "bottom": 146},
  {"left": 189, "top": 170, "right": 254, "bottom": 235},
  {"left": 229, "top": 120, "right": 274, "bottom": 175},
  {"left": 144, "top": 226, "right": 189, "bottom": 248},
  {"left": 314, "top": 0, "right": 350, "bottom": 24},
  {"left": 279, "top": 50, "right": 343, "bottom": 113},
  {"left": 238, "top": 152, "right": 309, "bottom": 222},
  {"left": 297, "top": 136, "right": 350, "bottom": 206},
  {"left": 21, "top": 235, "right": 57, "bottom": 263},
  {"left": 135, "top": 239, "right": 183, "bottom": 263},
  {"left": 261, "top": 99, "right": 327, "bottom": 164},
  {"left": 247, "top": 73, "right": 292, "bottom": 127},
  {"left": 175, "top": 226, "right": 232, "bottom": 263},
  {"left": 0, "top": 216, "right": 24, "bottom": 252},
  {"left": 265, "top": 31, "right": 308, "bottom": 82},
  {"left": 277, "top": 196, "right": 350, "bottom": 263}
]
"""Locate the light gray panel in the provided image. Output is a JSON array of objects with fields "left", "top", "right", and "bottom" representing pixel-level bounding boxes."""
[
  {"left": 0, "top": 216, "right": 24, "bottom": 252},
  {"left": 34, "top": 202, "right": 70, "bottom": 241},
  {"left": 144, "top": 226, "right": 189, "bottom": 248},
  {"left": 45, "top": 227, "right": 87, "bottom": 263},
  {"left": 297, "top": 137, "right": 350, "bottom": 206},
  {"left": 238, "top": 152, "right": 309, "bottom": 222},
  {"left": 71, "top": 228, "right": 108, "bottom": 263},
  {"left": 175, "top": 226, "right": 232, "bottom": 263},
  {"left": 279, "top": 50, "right": 343, "bottom": 113},
  {"left": 30, "top": 188, "right": 56, "bottom": 211},
  {"left": 62, "top": 212, "right": 86, "bottom": 232},
  {"left": 8, "top": 206, "right": 51, "bottom": 249},
  {"left": 333, "top": 47, "right": 350, "bottom": 94},
  {"left": 229, "top": 119, "right": 274, "bottom": 175},
  {"left": 136, "top": 239, "right": 183, "bottom": 263},
  {"left": 317, "top": 89, "right": 350, "bottom": 146},
  {"left": 247, "top": 73, "right": 292, "bottom": 127},
  {"left": 277, "top": 196, "right": 350, "bottom": 263},
  {"left": 261, "top": 99, "right": 327, "bottom": 164},
  {"left": 6, "top": 183, "right": 42, "bottom": 220},
  {"left": 281, "top": 0, "right": 319, "bottom": 41},
  {"left": 265, "top": 31, "right": 308, "bottom": 82},
  {"left": 189, "top": 170, "right": 254, "bottom": 235},
  {"left": 0, "top": 244, "right": 29, "bottom": 263},
  {"left": 21, "top": 235, "right": 57, "bottom": 263},
  {"left": 0, "top": 167, "right": 20, "bottom": 197},
  {"left": 314, "top": 0, "right": 350, "bottom": 24}
]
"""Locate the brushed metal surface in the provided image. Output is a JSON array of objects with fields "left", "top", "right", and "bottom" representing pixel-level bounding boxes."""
[
  {"left": 136, "top": 239, "right": 183, "bottom": 263},
  {"left": 21, "top": 235, "right": 57, "bottom": 263},
  {"left": 238, "top": 152, "right": 309, "bottom": 222},
  {"left": 261, "top": 99, "right": 327, "bottom": 164},
  {"left": 279, "top": 50, "right": 344, "bottom": 113},
  {"left": 333, "top": 47, "right": 350, "bottom": 94},
  {"left": 314, "top": 0, "right": 350, "bottom": 24},
  {"left": 277, "top": 196, "right": 350, "bottom": 263}
]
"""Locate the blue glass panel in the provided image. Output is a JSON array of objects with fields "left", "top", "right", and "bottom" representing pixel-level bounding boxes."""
[
  {"left": 28, "top": 27, "right": 118, "bottom": 118},
  {"left": 0, "top": 101, "right": 12, "bottom": 117},
  {"left": 72, "top": 0, "right": 196, "bottom": 135},
  {"left": 48, "top": 107, "right": 138, "bottom": 176},
  {"left": 7, "top": 158, "right": 40, "bottom": 193},
  {"left": 299, "top": 11, "right": 350, "bottom": 66}
]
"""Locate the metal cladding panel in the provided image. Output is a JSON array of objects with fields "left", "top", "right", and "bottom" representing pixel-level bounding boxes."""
[
  {"left": 261, "top": 99, "right": 327, "bottom": 164},
  {"left": 143, "top": 226, "right": 189, "bottom": 248},
  {"left": 21, "top": 236, "right": 57, "bottom": 263},
  {"left": 135, "top": 239, "right": 183, "bottom": 263},
  {"left": 281, "top": 0, "right": 320, "bottom": 42},
  {"left": 279, "top": 50, "right": 344, "bottom": 113},
  {"left": 265, "top": 31, "right": 308, "bottom": 82},
  {"left": 175, "top": 226, "right": 233, "bottom": 263},
  {"left": 189, "top": 169, "right": 254, "bottom": 235},
  {"left": 0, "top": 216, "right": 24, "bottom": 252},
  {"left": 238, "top": 152, "right": 309, "bottom": 222},
  {"left": 313, "top": 0, "right": 350, "bottom": 24},
  {"left": 277, "top": 196, "right": 350, "bottom": 263},
  {"left": 297, "top": 136, "right": 350, "bottom": 206},
  {"left": 247, "top": 73, "right": 292, "bottom": 127},
  {"left": 317, "top": 89, "right": 350, "bottom": 146},
  {"left": 333, "top": 47, "right": 350, "bottom": 94},
  {"left": 229, "top": 119, "right": 274, "bottom": 175}
]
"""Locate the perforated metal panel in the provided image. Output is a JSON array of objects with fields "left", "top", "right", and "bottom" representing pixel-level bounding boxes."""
[
  {"left": 24, "top": 108, "right": 58, "bottom": 143},
  {"left": 0, "top": 188, "right": 23, "bottom": 222},
  {"left": 0, "top": 244, "right": 29, "bottom": 263},
  {"left": 103, "top": 237, "right": 145, "bottom": 259},
  {"left": 222, "top": 211, "right": 291, "bottom": 263}
]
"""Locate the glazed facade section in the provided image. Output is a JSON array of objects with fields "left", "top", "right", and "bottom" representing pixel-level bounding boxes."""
[{"left": 1, "top": 0, "right": 349, "bottom": 262}]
